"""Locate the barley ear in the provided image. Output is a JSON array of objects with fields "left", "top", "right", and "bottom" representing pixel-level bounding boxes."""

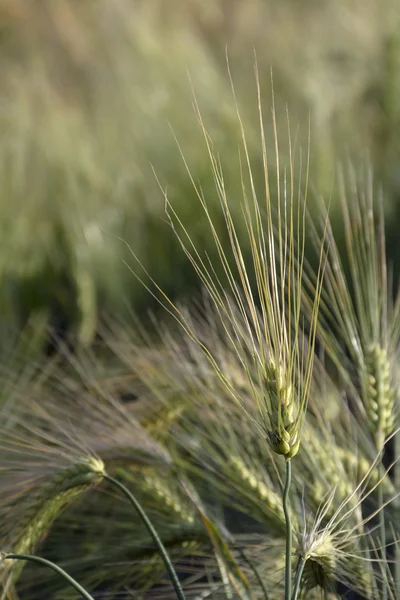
[
  {"left": 264, "top": 361, "right": 301, "bottom": 460},
  {"left": 295, "top": 532, "right": 336, "bottom": 598},
  {"left": 364, "top": 343, "right": 395, "bottom": 448},
  {"left": 1, "top": 458, "right": 105, "bottom": 596},
  {"left": 230, "top": 456, "right": 288, "bottom": 529},
  {"left": 364, "top": 344, "right": 395, "bottom": 600}
]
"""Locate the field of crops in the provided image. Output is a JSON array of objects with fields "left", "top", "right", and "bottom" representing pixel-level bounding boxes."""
[{"left": 1, "top": 2, "right": 400, "bottom": 599}]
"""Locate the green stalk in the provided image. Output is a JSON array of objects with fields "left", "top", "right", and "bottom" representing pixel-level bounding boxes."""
[
  {"left": 237, "top": 548, "right": 269, "bottom": 600},
  {"left": 292, "top": 556, "right": 306, "bottom": 600},
  {"left": 1, "top": 553, "right": 95, "bottom": 600},
  {"left": 283, "top": 459, "right": 292, "bottom": 600},
  {"left": 104, "top": 474, "right": 186, "bottom": 600},
  {"left": 395, "top": 428, "right": 400, "bottom": 591},
  {"left": 378, "top": 460, "right": 387, "bottom": 600}
]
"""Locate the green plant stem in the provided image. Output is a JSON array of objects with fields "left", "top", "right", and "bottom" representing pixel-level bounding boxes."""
[
  {"left": 378, "top": 460, "right": 387, "bottom": 600},
  {"left": 238, "top": 548, "right": 269, "bottom": 600},
  {"left": 104, "top": 474, "right": 186, "bottom": 600},
  {"left": 395, "top": 428, "right": 400, "bottom": 592},
  {"left": 292, "top": 556, "right": 306, "bottom": 600},
  {"left": 2, "top": 554, "right": 95, "bottom": 600},
  {"left": 283, "top": 459, "right": 292, "bottom": 600}
]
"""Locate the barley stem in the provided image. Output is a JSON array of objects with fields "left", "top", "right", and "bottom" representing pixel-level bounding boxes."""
[
  {"left": 283, "top": 459, "right": 292, "bottom": 600},
  {"left": 395, "top": 429, "right": 400, "bottom": 591},
  {"left": 104, "top": 474, "right": 186, "bottom": 600},
  {"left": 238, "top": 548, "right": 270, "bottom": 600},
  {"left": 292, "top": 556, "right": 306, "bottom": 600},
  {"left": 2, "top": 554, "right": 95, "bottom": 600},
  {"left": 378, "top": 460, "right": 387, "bottom": 600}
]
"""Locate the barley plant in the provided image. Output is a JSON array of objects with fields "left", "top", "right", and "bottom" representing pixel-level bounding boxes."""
[{"left": 1, "top": 62, "right": 400, "bottom": 600}]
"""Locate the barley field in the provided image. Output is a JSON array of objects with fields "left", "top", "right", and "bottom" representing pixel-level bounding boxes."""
[{"left": 1, "top": 2, "right": 400, "bottom": 599}]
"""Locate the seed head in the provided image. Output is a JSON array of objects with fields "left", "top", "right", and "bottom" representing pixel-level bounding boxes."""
[
  {"left": 364, "top": 343, "right": 395, "bottom": 448},
  {"left": 294, "top": 433, "right": 399, "bottom": 598},
  {"left": 263, "top": 359, "right": 301, "bottom": 458},
  {"left": 298, "top": 530, "right": 336, "bottom": 590},
  {"left": 0, "top": 457, "right": 106, "bottom": 594},
  {"left": 310, "top": 168, "right": 399, "bottom": 451},
  {"left": 130, "top": 69, "right": 327, "bottom": 461}
]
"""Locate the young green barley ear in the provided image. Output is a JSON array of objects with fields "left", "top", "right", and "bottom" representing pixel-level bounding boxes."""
[
  {"left": 0, "top": 458, "right": 105, "bottom": 597},
  {"left": 123, "top": 324, "right": 296, "bottom": 534},
  {"left": 124, "top": 65, "right": 328, "bottom": 600},
  {"left": 0, "top": 374, "right": 172, "bottom": 597},
  {"left": 308, "top": 166, "right": 399, "bottom": 450},
  {"left": 306, "top": 166, "right": 399, "bottom": 597},
  {"left": 297, "top": 529, "right": 336, "bottom": 592},
  {"left": 128, "top": 66, "right": 327, "bottom": 465},
  {"left": 263, "top": 357, "right": 300, "bottom": 459},
  {"left": 126, "top": 467, "right": 197, "bottom": 526}
]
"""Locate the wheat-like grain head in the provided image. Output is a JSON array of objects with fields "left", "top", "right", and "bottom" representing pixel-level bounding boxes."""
[
  {"left": 118, "top": 323, "right": 297, "bottom": 533},
  {"left": 295, "top": 432, "right": 400, "bottom": 598},
  {"left": 0, "top": 366, "right": 172, "bottom": 597},
  {"left": 0, "top": 456, "right": 105, "bottom": 597},
  {"left": 125, "top": 64, "right": 327, "bottom": 461},
  {"left": 308, "top": 166, "right": 400, "bottom": 448}
]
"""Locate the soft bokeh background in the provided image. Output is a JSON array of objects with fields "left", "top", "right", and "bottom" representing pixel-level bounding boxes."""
[{"left": 2, "top": 0, "right": 400, "bottom": 354}]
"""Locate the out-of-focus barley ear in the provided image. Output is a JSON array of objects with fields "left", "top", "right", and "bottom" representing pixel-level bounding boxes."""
[
  {"left": 301, "top": 432, "right": 356, "bottom": 518},
  {"left": 34, "top": 490, "right": 208, "bottom": 600},
  {"left": 0, "top": 458, "right": 105, "bottom": 598},
  {"left": 0, "top": 392, "right": 176, "bottom": 593},
  {"left": 306, "top": 166, "right": 399, "bottom": 600},
  {"left": 300, "top": 413, "right": 398, "bottom": 520},
  {"left": 307, "top": 165, "right": 399, "bottom": 451},
  {"left": 125, "top": 467, "right": 197, "bottom": 526},
  {"left": 230, "top": 455, "right": 286, "bottom": 526},
  {"left": 336, "top": 447, "right": 396, "bottom": 500}
]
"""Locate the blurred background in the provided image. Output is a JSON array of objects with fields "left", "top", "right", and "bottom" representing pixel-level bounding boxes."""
[{"left": 2, "top": 0, "right": 400, "bottom": 355}]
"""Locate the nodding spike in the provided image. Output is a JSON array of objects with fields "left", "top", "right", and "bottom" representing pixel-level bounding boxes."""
[{"left": 365, "top": 343, "right": 395, "bottom": 444}]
